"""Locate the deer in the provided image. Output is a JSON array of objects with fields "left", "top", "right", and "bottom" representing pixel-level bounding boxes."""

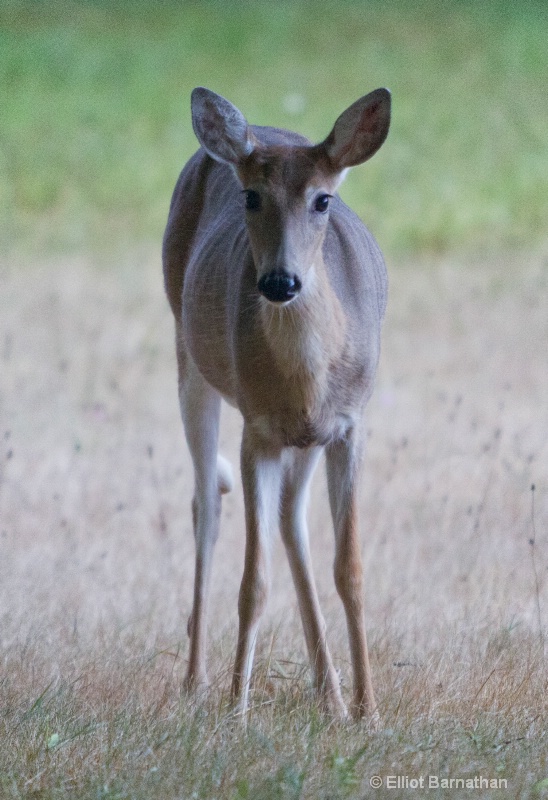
[{"left": 162, "top": 86, "right": 391, "bottom": 721}]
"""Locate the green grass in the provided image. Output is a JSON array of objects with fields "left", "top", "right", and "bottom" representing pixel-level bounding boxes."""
[
  {"left": 1, "top": 630, "right": 546, "bottom": 799},
  {"left": 1, "top": 0, "right": 547, "bottom": 259}
]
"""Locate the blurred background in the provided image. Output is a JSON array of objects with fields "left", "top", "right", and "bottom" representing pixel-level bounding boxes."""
[{"left": 1, "top": 0, "right": 547, "bottom": 262}]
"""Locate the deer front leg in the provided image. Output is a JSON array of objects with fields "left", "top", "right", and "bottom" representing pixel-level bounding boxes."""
[
  {"left": 326, "top": 434, "right": 377, "bottom": 721},
  {"left": 280, "top": 448, "right": 347, "bottom": 718},
  {"left": 231, "top": 425, "right": 283, "bottom": 716}
]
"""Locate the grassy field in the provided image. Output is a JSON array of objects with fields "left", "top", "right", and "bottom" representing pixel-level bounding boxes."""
[
  {"left": 1, "top": 1, "right": 548, "bottom": 798},
  {"left": 1, "top": 254, "right": 547, "bottom": 798}
]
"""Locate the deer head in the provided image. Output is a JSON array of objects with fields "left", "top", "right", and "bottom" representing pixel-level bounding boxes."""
[{"left": 191, "top": 87, "right": 391, "bottom": 304}]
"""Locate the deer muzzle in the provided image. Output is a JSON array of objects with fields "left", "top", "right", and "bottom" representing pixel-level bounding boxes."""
[{"left": 257, "top": 270, "right": 302, "bottom": 304}]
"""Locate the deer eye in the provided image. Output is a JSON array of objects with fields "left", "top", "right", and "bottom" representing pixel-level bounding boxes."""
[
  {"left": 244, "top": 190, "right": 262, "bottom": 212},
  {"left": 314, "top": 194, "right": 331, "bottom": 213}
]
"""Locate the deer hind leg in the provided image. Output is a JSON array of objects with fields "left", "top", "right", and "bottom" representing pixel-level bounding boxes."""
[
  {"left": 280, "top": 447, "right": 347, "bottom": 718},
  {"left": 177, "top": 334, "right": 231, "bottom": 690},
  {"left": 231, "top": 425, "right": 283, "bottom": 716},
  {"left": 326, "top": 434, "right": 377, "bottom": 722}
]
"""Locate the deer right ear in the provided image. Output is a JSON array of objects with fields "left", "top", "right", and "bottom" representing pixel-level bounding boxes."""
[
  {"left": 191, "top": 88, "right": 255, "bottom": 166},
  {"left": 322, "top": 88, "right": 391, "bottom": 172}
]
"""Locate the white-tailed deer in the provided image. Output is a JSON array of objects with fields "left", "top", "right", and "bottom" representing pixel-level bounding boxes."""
[{"left": 163, "top": 87, "right": 390, "bottom": 720}]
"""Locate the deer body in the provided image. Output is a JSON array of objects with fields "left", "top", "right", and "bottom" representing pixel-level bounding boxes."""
[{"left": 163, "top": 88, "right": 390, "bottom": 719}]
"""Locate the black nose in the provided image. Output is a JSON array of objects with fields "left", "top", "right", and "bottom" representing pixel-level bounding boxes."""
[{"left": 257, "top": 271, "right": 302, "bottom": 303}]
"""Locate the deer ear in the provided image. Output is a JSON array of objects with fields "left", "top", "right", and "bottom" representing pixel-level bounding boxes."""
[
  {"left": 191, "top": 87, "right": 255, "bottom": 165},
  {"left": 322, "top": 88, "right": 391, "bottom": 171}
]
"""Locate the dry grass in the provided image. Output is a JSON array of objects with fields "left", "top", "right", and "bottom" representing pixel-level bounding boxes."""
[{"left": 1, "top": 250, "right": 547, "bottom": 798}]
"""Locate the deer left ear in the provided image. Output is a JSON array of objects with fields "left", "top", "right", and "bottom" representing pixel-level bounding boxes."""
[{"left": 322, "top": 88, "right": 391, "bottom": 171}]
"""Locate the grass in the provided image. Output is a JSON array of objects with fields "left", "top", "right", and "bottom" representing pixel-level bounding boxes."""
[
  {"left": 1, "top": 252, "right": 547, "bottom": 797},
  {"left": 1, "top": 630, "right": 546, "bottom": 798},
  {"left": 1, "top": 0, "right": 547, "bottom": 259}
]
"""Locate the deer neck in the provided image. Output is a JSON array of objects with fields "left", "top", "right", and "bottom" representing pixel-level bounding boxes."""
[{"left": 258, "top": 260, "right": 346, "bottom": 384}]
